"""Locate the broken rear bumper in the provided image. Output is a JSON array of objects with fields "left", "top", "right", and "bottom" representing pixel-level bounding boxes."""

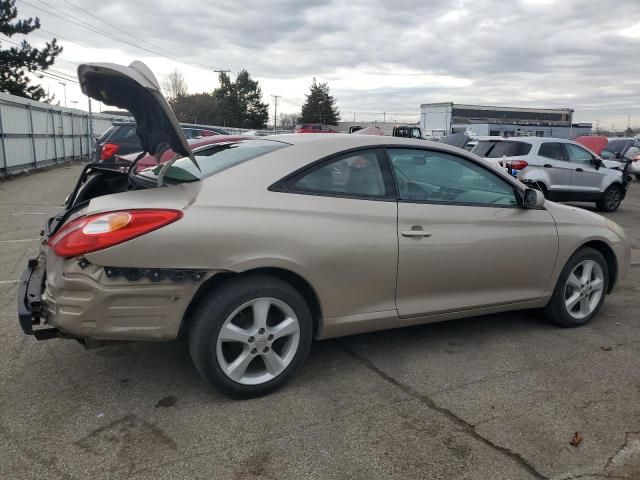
[{"left": 17, "top": 256, "right": 60, "bottom": 340}]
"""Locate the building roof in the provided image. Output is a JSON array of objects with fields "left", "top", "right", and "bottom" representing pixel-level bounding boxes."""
[{"left": 420, "top": 102, "right": 573, "bottom": 114}]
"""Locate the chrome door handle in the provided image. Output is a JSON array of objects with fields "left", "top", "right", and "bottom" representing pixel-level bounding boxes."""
[{"left": 401, "top": 230, "right": 432, "bottom": 237}]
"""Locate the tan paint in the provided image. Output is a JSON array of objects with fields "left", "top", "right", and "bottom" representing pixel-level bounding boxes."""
[{"left": 40, "top": 135, "right": 630, "bottom": 342}]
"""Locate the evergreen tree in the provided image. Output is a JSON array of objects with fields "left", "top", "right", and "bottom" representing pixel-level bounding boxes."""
[
  {"left": 213, "top": 70, "right": 268, "bottom": 128},
  {"left": 0, "top": 0, "right": 62, "bottom": 100},
  {"left": 300, "top": 78, "right": 340, "bottom": 125}
]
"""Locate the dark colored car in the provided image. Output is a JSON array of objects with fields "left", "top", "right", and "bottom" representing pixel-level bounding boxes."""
[
  {"left": 94, "top": 122, "right": 231, "bottom": 162},
  {"left": 94, "top": 121, "right": 141, "bottom": 162},
  {"left": 294, "top": 123, "right": 338, "bottom": 133},
  {"left": 118, "top": 135, "right": 251, "bottom": 172}
]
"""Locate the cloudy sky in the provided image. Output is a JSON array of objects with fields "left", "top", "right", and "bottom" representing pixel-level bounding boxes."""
[{"left": 9, "top": 0, "right": 640, "bottom": 127}]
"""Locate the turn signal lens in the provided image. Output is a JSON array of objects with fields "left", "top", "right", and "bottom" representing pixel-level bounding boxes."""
[{"left": 48, "top": 209, "right": 183, "bottom": 258}]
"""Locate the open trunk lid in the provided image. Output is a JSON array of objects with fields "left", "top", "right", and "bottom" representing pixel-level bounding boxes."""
[{"left": 77, "top": 61, "right": 196, "bottom": 170}]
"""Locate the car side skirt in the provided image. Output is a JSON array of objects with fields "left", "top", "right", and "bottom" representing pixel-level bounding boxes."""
[{"left": 317, "top": 296, "right": 551, "bottom": 340}]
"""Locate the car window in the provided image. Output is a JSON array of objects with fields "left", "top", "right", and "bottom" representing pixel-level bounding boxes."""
[
  {"left": 388, "top": 148, "right": 518, "bottom": 206},
  {"left": 108, "top": 125, "right": 138, "bottom": 142},
  {"left": 539, "top": 142, "right": 565, "bottom": 161},
  {"left": 473, "top": 141, "right": 531, "bottom": 158},
  {"left": 136, "top": 139, "right": 288, "bottom": 184},
  {"left": 290, "top": 150, "right": 389, "bottom": 198},
  {"left": 97, "top": 126, "right": 115, "bottom": 143},
  {"left": 600, "top": 149, "right": 615, "bottom": 160},
  {"left": 564, "top": 143, "right": 593, "bottom": 165}
]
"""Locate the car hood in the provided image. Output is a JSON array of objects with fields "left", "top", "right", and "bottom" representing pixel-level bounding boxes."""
[
  {"left": 575, "top": 135, "right": 608, "bottom": 155},
  {"left": 77, "top": 61, "right": 195, "bottom": 168},
  {"left": 544, "top": 199, "right": 607, "bottom": 227}
]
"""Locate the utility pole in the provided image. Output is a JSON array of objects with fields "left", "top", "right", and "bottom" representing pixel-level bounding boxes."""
[
  {"left": 59, "top": 82, "right": 67, "bottom": 108},
  {"left": 383, "top": 112, "right": 386, "bottom": 123},
  {"left": 272, "top": 95, "right": 281, "bottom": 132},
  {"left": 213, "top": 69, "right": 231, "bottom": 77}
]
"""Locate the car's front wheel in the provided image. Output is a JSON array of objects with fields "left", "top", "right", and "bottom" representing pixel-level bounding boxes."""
[
  {"left": 596, "top": 184, "right": 623, "bottom": 212},
  {"left": 188, "top": 275, "right": 313, "bottom": 398},
  {"left": 544, "top": 247, "right": 608, "bottom": 327}
]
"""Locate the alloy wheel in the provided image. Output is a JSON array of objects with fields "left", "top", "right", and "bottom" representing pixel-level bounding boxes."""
[
  {"left": 563, "top": 260, "right": 604, "bottom": 320},
  {"left": 606, "top": 188, "right": 621, "bottom": 210},
  {"left": 216, "top": 297, "right": 300, "bottom": 385}
]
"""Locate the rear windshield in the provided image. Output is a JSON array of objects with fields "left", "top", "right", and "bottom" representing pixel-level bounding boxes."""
[
  {"left": 136, "top": 139, "right": 289, "bottom": 184},
  {"left": 606, "top": 139, "right": 633, "bottom": 154},
  {"left": 96, "top": 126, "right": 115, "bottom": 143},
  {"left": 108, "top": 125, "right": 139, "bottom": 143},
  {"left": 473, "top": 140, "right": 532, "bottom": 158}
]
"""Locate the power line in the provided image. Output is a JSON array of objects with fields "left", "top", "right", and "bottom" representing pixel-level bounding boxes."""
[
  {"left": 17, "top": 0, "right": 220, "bottom": 71},
  {"left": 61, "top": 0, "right": 205, "bottom": 68}
]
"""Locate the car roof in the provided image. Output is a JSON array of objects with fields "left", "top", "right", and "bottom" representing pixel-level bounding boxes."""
[
  {"left": 476, "top": 136, "right": 573, "bottom": 145},
  {"left": 258, "top": 133, "right": 499, "bottom": 158}
]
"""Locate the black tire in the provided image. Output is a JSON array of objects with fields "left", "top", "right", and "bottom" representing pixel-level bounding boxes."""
[
  {"left": 188, "top": 274, "right": 313, "bottom": 398},
  {"left": 544, "top": 247, "right": 609, "bottom": 327},
  {"left": 596, "top": 184, "right": 623, "bottom": 212},
  {"left": 635, "top": 174, "right": 640, "bottom": 181}
]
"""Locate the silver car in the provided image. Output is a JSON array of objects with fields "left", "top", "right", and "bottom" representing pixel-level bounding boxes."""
[
  {"left": 472, "top": 137, "right": 628, "bottom": 212},
  {"left": 18, "top": 62, "right": 631, "bottom": 398}
]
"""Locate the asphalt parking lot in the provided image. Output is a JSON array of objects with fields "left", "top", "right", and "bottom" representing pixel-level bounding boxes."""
[{"left": 1, "top": 164, "right": 640, "bottom": 480}]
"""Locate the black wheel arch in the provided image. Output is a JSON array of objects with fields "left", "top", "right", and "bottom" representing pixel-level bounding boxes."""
[
  {"left": 181, "top": 267, "right": 323, "bottom": 339},
  {"left": 573, "top": 240, "right": 618, "bottom": 293}
]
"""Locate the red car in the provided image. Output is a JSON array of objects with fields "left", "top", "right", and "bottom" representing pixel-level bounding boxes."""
[
  {"left": 294, "top": 123, "right": 338, "bottom": 133},
  {"left": 117, "top": 135, "right": 250, "bottom": 171}
]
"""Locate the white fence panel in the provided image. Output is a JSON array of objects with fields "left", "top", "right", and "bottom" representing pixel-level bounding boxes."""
[{"left": 0, "top": 92, "right": 131, "bottom": 175}]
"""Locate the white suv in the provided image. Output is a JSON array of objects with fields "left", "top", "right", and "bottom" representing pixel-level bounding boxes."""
[{"left": 472, "top": 137, "right": 628, "bottom": 212}]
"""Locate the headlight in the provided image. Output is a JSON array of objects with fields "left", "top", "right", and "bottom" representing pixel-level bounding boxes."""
[{"left": 606, "top": 219, "right": 626, "bottom": 238}]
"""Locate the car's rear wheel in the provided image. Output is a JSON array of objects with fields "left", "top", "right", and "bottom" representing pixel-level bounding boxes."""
[
  {"left": 544, "top": 247, "right": 608, "bottom": 327},
  {"left": 596, "top": 184, "right": 623, "bottom": 212},
  {"left": 635, "top": 173, "right": 640, "bottom": 181},
  {"left": 188, "top": 275, "right": 313, "bottom": 398}
]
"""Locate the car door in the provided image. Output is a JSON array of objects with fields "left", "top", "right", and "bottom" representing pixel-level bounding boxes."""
[
  {"left": 275, "top": 148, "right": 399, "bottom": 319},
  {"left": 388, "top": 148, "right": 558, "bottom": 318},
  {"left": 563, "top": 143, "right": 603, "bottom": 194},
  {"left": 537, "top": 141, "right": 573, "bottom": 192}
]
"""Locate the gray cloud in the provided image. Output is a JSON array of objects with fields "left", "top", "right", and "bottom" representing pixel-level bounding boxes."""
[{"left": 14, "top": 0, "right": 640, "bottom": 125}]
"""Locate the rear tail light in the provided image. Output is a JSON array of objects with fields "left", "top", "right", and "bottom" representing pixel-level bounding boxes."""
[
  {"left": 100, "top": 143, "right": 120, "bottom": 161},
  {"left": 48, "top": 209, "right": 183, "bottom": 258},
  {"left": 507, "top": 160, "right": 529, "bottom": 170}
]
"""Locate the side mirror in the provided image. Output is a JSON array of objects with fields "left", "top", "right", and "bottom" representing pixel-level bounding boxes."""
[
  {"left": 592, "top": 157, "right": 603, "bottom": 169},
  {"left": 523, "top": 188, "right": 545, "bottom": 209}
]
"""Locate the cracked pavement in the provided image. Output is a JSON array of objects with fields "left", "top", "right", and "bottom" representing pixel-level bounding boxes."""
[{"left": 1, "top": 164, "right": 640, "bottom": 479}]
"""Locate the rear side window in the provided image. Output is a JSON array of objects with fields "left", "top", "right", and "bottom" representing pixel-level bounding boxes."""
[
  {"left": 539, "top": 142, "right": 565, "bottom": 161},
  {"left": 284, "top": 149, "right": 391, "bottom": 199},
  {"left": 473, "top": 141, "right": 531, "bottom": 158},
  {"left": 108, "top": 125, "right": 139, "bottom": 142}
]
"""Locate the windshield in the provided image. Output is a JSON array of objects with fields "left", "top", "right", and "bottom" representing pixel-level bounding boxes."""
[
  {"left": 606, "top": 139, "right": 633, "bottom": 155},
  {"left": 473, "top": 140, "right": 532, "bottom": 158},
  {"left": 135, "top": 139, "right": 289, "bottom": 184}
]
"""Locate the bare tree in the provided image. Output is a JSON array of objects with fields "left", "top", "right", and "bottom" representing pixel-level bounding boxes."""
[
  {"left": 161, "top": 69, "right": 188, "bottom": 102},
  {"left": 278, "top": 112, "right": 301, "bottom": 130}
]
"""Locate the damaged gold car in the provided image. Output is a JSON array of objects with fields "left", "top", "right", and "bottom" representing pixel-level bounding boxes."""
[{"left": 18, "top": 62, "right": 631, "bottom": 397}]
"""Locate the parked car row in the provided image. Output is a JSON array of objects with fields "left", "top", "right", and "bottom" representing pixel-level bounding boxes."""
[
  {"left": 471, "top": 136, "right": 631, "bottom": 212},
  {"left": 94, "top": 122, "right": 230, "bottom": 162},
  {"left": 17, "top": 61, "right": 631, "bottom": 398}
]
